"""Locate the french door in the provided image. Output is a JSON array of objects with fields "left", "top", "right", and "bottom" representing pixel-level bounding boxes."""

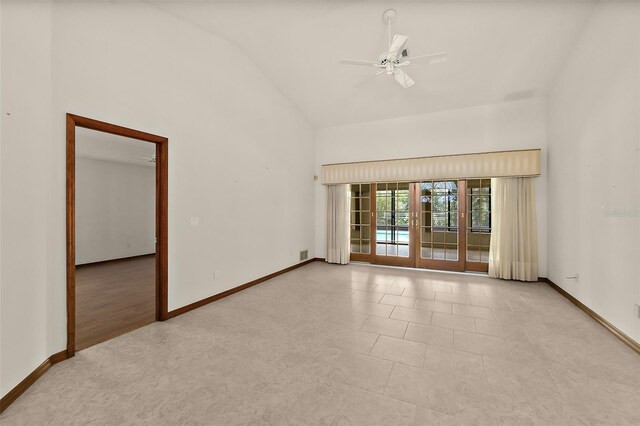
[
  {"left": 415, "top": 180, "right": 466, "bottom": 271},
  {"left": 349, "top": 179, "right": 490, "bottom": 273},
  {"left": 372, "top": 182, "right": 416, "bottom": 267}
]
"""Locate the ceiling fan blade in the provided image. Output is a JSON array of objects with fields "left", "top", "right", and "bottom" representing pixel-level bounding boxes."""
[
  {"left": 340, "top": 59, "right": 379, "bottom": 67},
  {"left": 393, "top": 69, "right": 415, "bottom": 88},
  {"left": 387, "top": 34, "right": 409, "bottom": 61},
  {"left": 353, "top": 69, "right": 385, "bottom": 89},
  {"left": 405, "top": 52, "right": 448, "bottom": 65}
]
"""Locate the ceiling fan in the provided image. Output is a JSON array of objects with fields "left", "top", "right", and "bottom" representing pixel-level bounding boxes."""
[{"left": 340, "top": 9, "right": 448, "bottom": 88}]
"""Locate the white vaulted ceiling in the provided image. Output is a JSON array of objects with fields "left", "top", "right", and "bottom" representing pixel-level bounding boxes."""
[{"left": 154, "top": 1, "right": 596, "bottom": 127}]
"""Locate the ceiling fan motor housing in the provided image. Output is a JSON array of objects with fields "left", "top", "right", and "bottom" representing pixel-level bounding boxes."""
[{"left": 339, "top": 9, "right": 447, "bottom": 89}]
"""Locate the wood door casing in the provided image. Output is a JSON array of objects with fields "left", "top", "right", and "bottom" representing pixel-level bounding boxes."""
[{"left": 66, "top": 113, "right": 169, "bottom": 357}]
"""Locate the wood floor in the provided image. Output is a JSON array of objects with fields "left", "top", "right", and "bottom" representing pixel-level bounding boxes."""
[{"left": 75, "top": 254, "right": 156, "bottom": 351}]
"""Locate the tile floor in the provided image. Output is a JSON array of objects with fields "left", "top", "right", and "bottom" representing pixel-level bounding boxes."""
[{"left": 2, "top": 262, "right": 639, "bottom": 425}]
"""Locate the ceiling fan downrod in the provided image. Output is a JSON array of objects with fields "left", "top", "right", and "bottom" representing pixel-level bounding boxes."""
[{"left": 382, "top": 9, "right": 397, "bottom": 51}]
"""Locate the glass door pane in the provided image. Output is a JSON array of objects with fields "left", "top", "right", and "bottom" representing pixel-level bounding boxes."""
[
  {"left": 374, "top": 182, "right": 415, "bottom": 267},
  {"left": 416, "top": 180, "right": 464, "bottom": 271},
  {"left": 349, "top": 184, "right": 372, "bottom": 260},
  {"left": 466, "top": 179, "right": 491, "bottom": 272},
  {"left": 376, "top": 182, "right": 410, "bottom": 257}
]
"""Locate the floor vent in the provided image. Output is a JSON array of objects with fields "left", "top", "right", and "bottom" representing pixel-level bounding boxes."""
[{"left": 300, "top": 250, "right": 308, "bottom": 261}]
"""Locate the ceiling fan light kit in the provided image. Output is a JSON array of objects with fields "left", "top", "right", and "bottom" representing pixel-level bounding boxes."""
[{"left": 340, "top": 9, "right": 448, "bottom": 89}]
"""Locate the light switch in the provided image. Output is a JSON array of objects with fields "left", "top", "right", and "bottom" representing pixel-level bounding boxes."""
[{"left": 190, "top": 217, "right": 199, "bottom": 227}]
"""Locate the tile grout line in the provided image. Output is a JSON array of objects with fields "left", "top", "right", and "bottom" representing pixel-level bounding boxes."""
[
  {"left": 367, "top": 333, "right": 381, "bottom": 356},
  {"left": 381, "top": 361, "right": 396, "bottom": 396}
]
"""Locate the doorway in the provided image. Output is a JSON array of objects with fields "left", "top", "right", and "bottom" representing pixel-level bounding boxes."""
[
  {"left": 349, "top": 179, "right": 491, "bottom": 273},
  {"left": 66, "top": 114, "right": 168, "bottom": 356}
]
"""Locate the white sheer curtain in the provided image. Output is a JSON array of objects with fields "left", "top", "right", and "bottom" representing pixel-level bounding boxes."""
[
  {"left": 488, "top": 177, "right": 538, "bottom": 281},
  {"left": 326, "top": 184, "right": 350, "bottom": 264}
]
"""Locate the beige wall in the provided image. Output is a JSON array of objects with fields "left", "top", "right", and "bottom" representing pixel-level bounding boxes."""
[
  {"left": 0, "top": 1, "right": 315, "bottom": 397},
  {"left": 547, "top": 1, "right": 640, "bottom": 342}
]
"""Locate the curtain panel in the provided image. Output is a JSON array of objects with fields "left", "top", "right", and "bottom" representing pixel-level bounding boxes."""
[
  {"left": 488, "top": 177, "right": 538, "bottom": 281},
  {"left": 326, "top": 184, "right": 350, "bottom": 264}
]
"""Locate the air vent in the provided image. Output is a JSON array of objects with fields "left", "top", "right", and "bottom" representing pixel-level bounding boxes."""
[
  {"left": 300, "top": 250, "right": 308, "bottom": 261},
  {"left": 504, "top": 89, "right": 536, "bottom": 102}
]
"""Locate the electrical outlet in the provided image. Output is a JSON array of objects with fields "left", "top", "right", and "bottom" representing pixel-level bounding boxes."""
[
  {"left": 635, "top": 304, "right": 640, "bottom": 319},
  {"left": 213, "top": 270, "right": 220, "bottom": 279},
  {"left": 190, "top": 217, "right": 200, "bottom": 227},
  {"left": 300, "top": 250, "right": 308, "bottom": 261}
]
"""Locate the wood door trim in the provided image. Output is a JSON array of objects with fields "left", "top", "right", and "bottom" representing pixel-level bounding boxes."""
[
  {"left": 350, "top": 253, "right": 371, "bottom": 262},
  {"left": 458, "top": 179, "right": 467, "bottom": 272},
  {"left": 409, "top": 183, "right": 419, "bottom": 267},
  {"left": 66, "top": 113, "right": 169, "bottom": 357},
  {"left": 371, "top": 183, "right": 377, "bottom": 260},
  {"left": 465, "top": 261, "right": 489, "bottom": 273}
]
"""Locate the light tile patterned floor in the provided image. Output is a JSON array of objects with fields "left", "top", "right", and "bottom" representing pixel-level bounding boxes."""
[{"left": 2, "top": 262, "right": 639, "bottom": 425}]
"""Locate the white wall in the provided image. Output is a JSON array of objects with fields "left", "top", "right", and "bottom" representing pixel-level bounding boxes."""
[
  {"left": 547, "top": 1, "right": 640, "bottom": 342},
  {"left": 0, "top": 1, "right": 53, "bottom": 401},
  {"left": 0, "top": 1, "right": 315, "bottom": 397},
  {"left": 315, "top": 98, "right": 548, "bottom": 277},
  {"left": 75, "top": 157, "right": 155, "bottom": 265}
]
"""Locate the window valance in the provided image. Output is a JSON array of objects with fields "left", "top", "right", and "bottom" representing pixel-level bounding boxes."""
[{"left": 321, "top": 149, "right": 541, "bottom": 185}]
